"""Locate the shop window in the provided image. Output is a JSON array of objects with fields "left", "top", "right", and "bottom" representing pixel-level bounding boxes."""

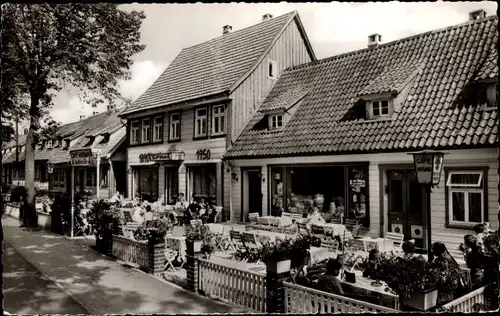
[
  {"left": 212, "top": 105, "right": 226, "bottom": 135},
  {"left": 130, "top": 120, "right": 140, "bottom": 144},
  {"left": 169, "top": 113, "right": 181, "bottom": 141},
  {"left": 190, "top": 165, "right": 216, "bottom": 200},
  {"left": 135, "top": 168, "right": 158, "bottom": 202},
  {"left": 270, "top": 168, "right": 285, "bottom": 216},
  {"left": 347, "top": 166, "right": 369, "bottom": 227},
  {"left": 446, "top": 170, "right": 486, "bottom": 226},
  {"left": 195, "top": 108, "right": 208, "bottom": 138},
  {"left": 153, "top": 115, "right": 163, "bottom": 142},
  {"left": 166, "top": 167, "right": 179, "bottom": 205},
  {"left": 59, "top": 169, "right": 66, "bottom": 188},
  {"left": 142, "top": 118, "right": 151, "bottom": 143},
  {"left": 86, "top": 168, "right": 96, "bottom": 187}
]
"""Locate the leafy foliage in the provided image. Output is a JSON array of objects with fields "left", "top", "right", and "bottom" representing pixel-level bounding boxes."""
[
  {"left": 9, "top": 186, "right": 27, "bottom": 202},
  {"left": 87, "top": 200, "right": 120, "bottom": 237},
  {"left": 134, "top": 218, "right": 173, "bottom": 245},
  {"left": 185, "top": 222, "right": 209, "bottom": 242},
  {"left": 1, "top": 4, "right": 145, "bottom": 226}
]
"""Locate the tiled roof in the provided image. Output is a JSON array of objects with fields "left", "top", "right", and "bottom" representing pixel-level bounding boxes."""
[
  {"left": 121, "top": 12, "right": 299, "bottom": 115},
  {"left": 259, "top": 85, "right": 310, "bottom": 112},
  {"left": 475, "top": 47, "right": 498, "bottom": 81},
  {"left": 357, "top": 61, "right": 422, "bottom": 96},
  {"left": 227, "top": 15, "right": 498, "bottom": 158}
]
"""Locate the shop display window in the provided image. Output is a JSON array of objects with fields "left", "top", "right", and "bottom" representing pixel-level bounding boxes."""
[
  {"left": 134, "top": 168, "right": 158, "bottom": 202},
  {"left": 190, "top": 165, "right": 216, "bottom": 202}
]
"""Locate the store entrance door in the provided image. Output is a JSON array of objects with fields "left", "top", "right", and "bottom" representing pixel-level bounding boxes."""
[
  {"left": 244, "top": 170, "right": 263, "bottom": 221},
  {"left": 387, "top": 169, "right": 426, "bottom": 250}
]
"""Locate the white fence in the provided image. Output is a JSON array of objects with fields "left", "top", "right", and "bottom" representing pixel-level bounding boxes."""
[
  {"left": 112, "top": 235, "right": 149, "bottom": 269},
  {"left": 197, "top": 258, "right": 266, "bottom": 312},
  {"left": 283, "top": 281, "right": 398, "bottom": 313},
  {"left": 442, "top": 286, "right": 486, "bottom": 312}
]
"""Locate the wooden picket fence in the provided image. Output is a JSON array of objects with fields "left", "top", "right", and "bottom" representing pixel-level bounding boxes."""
[
  {"left": 112, "top": 235, "right": 149, "bottom": 269},
  {"left": 441, "top": 286, "right": 486, "bottom": 312},
  {"left": 283, "top": 281, "right": 398, "bottom": 313},
  {"left": 197, "top": 258, "right": 266, "bottom": 312}
]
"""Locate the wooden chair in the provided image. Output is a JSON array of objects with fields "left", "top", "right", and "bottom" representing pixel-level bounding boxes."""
[
  {"left": 241, "top": 232, "right": 260, "bottom": 251},
  {"left": 352, "top": 224, "right": 363, "bottom": 238},
  {"left": 344, "top": 218, "right": 358, "bottom": 232},
  {"left": 311, "top": 224, "right": 327, "bottom": 240},
  {"left": 248, "top": 212, "right": 260, "bottom": 224},
  {"left": 330, "top": 217, "right": 342, "bottom": 224},
  {"left": 281, "top": 212, "right": 292, "bottom": 218},
  {"left": 386, "top": 232, "right": 404, "bottom": 249},
  {"left": 229, "top": 230, "right": 247, "bottom": 260},
  {"left": 190, "top": 219, "right": 203, "bottom": 227},
  {"left": 320, "top": 238, "right": 339, "bottom": 253},
  {"left": 164, "top": 246, "right": 180, "bottom": 272},
  {"left": 291, "top": 213, "right": 303, "bottom": 224}
]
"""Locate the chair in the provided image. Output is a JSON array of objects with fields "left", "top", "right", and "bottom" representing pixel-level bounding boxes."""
[
  {"left": 258, "top": 217, "right": 271, "bottom": 226},
  {"left": 320, "top": 238, "right": 339, "bottom": 253},
  {"left": 190, "top": 219, "right": 203, "bottom": 227},
  {"left": 386, "top": 232, "right": 404, "bottom": 249},
  {"left": 330, "top": 217, "right": 342, "bottom": 224},
  {"left": 242, "top": 232, "right": 260, "bottom": 250},
  {"left": 281, "top": 212, "right": 292, "bottom": 218},
  {"left": 344, "top": 219, "right": 358, "bottom": 231},
  {"left": 311, "top": 224, "right": 327, "bottom": 240},
  {"left": 290, "top": 213, "right": 303, "bottom": 223},
  {"left": 248, "top": 213, "right": 260, "bottom": 226},
  {"left": 229, "top": 230, "right": 247, "bottom": 259},
  {"left": 352, "top": 224, "right": 362, "bottom": 238},
  {"left": 164, "top": 246, "right": 181, "bottom": 272}
]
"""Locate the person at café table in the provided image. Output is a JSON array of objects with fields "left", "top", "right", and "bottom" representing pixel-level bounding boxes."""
[
  {"left": 363, "top": 249, "right": 382, "bottom": 279},
  {"left": 432, "top": 242, "right": 458, "bottom": 269},
  {"left": 317, "top": 259, "right": 345, "bottom": 295},
  {"left": 185, "top": 198, "right": 201, "bottom": 222},
  {"left": 132, "top": 205, "right": 145, "bottom": 224},
  {"left": 305, "top": 195, "right": 326, "bottom": 228}
]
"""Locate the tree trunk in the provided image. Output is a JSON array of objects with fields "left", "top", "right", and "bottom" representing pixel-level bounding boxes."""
[{"left": 23, "top": 110, "right": 39, "bottom": 228}]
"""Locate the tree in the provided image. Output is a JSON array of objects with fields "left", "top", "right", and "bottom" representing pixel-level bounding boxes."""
[{"left": 1, "top": 4, "right": 145, "bottom": 227}]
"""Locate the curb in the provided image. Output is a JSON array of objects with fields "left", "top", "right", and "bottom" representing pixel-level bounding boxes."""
[{"left": 3, "top": 239, "right": 98, "bottom": 315}]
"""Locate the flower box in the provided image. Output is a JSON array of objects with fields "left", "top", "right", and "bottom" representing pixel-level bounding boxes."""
[
  {"left": 266, "top": 259, "right": 291, "bottom": 274},
  {"left": 402, "top": 287, "right": 438, "bottom": 311}
]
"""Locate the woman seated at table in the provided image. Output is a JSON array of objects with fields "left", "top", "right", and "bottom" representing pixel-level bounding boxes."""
[
  {"left": 317, "top": 259, "right": 344, "bottom": 295},
  {"left": 305, "top": 196, "right": 326, "bottom": 228},
  {"left": 363, "top": 249, "right": 382, "bottom": 279},
  {"left": 402, "top": 239, "right": 416, "bottom": 259},
  {"left": 185, "top": 199, "right": 201, "bottom": 222},
  {"left": 132, "top": 206, "right": 145, "bottom": 225},
  {"left": 432, "top": 241, "right": 458, "bottom": 269},
  {"left": 144, "top": 205, "right": 154, "bottom": 221}
]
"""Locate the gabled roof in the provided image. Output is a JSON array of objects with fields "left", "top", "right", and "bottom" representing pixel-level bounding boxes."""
[
  {"left": 121, "top": 11, "right": 315, "bottom": 115},
  {"left": 475, "top": 47, "right": 498, "bottom": 81},
  {"left": 226, "top": 15, "right": 498, "bottom": 158}
]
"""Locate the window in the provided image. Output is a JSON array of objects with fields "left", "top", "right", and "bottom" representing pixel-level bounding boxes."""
[
  {"left": 371, "top": 100, "right": 390, "bottom": 117},
  {"left": 169, "top": 113, "right": 181, "bottom": 141},
  {"left": 59, "top": 169, "right": 66, "bottom": 188},
  {"left": 86, "top": 168, "right": 96, "bottom": 186},
  {"left": 35, "top": 165, "right": 40, "bottom": 180},
  {"left": 130, "top": 120, "right": 140, "bottom": 144},
  {"left": 270, "top": 114, "right": 283, "bottom": 130},
  {"left": 268, "top": 59, "right": 278, "bottom": 79},
  {"left": 195, "top": 108, "right": 208, "bottom": 137},
  {"left": 190, "top": 165, "right": 216, "bottom": 199},
  {"left": 484, "top": 83, "right": 497, "bottom": 110},
  {"left": 142, "top": 118, "right": 151, "bottom": 143},
  {"left": 446, "top": 170, "right": 485, "bottom": 226},
  {"left": 101, "top": 166, "right": 108, "bottom": 187},
  {"left": 212, "top": 105, "right": 226, "bottom": 135},
  {"left": 153, "top": 116, "right": 163, "bottom": 142}
]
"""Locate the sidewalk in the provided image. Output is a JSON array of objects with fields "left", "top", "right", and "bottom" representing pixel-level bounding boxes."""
[{"left": 2, "top": 216, "right": 244, "bottom": 314}]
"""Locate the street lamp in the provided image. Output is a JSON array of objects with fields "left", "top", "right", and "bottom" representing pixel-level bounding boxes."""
[{"left": 408, "top": 150, "right": 447, "bottom": 261}]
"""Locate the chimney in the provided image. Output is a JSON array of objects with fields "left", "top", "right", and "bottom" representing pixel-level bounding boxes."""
[
  {"left": 223, "top": 25, "right": 232, "bottom": 35},
  {"left": 469, "top": 9, "right": 487, "bottom": 21},
  {"left": 262, "top": 13, "right": 273, "bottom": 21},
  {"left": 80, "top": 115, "right": 86, "bottom": 121},
  {"left": 368, "top": 33, "right": 382, "bottom": 48},
  {"left": 107, "top": 104, "right": 116, "bottom": 111}
]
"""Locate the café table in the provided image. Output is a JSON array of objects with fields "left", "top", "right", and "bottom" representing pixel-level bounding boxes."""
[
  {"left": 165, "top": 236, "right": 187, "bottom": 261},
  {"left": 206, "top": 223, "right": 225, "bottom": 234},
  {"left": 308, "top": 246, "right": 338, "bottom": 266},
  {"left": 360, "top": 237, "right": 395, "bottom": 253},
  {"left": 322, "top": 223, "right": 348, "bottom": 237},
  {"left": 260, "top": 216, "right": 294, "bottom": 227},
  {"left": 250, "top": 230, "right": 294, "bottom": 243},
  {"left": 210, "top": 253, "right": 267, "bottom": 275}
]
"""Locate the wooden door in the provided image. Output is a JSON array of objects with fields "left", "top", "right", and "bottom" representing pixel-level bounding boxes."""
[
  {"left": 248, "top": 170, "right": 263, "bottom": 218},
  {"left": 387, "top": 170, "right": 425, "bottom": 250}
]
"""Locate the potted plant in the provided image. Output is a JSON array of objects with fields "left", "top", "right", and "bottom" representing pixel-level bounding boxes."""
[
  {"left": 261, "top": 239, "right": 294, "bottom": 274},
  {"left": 185, "top": 222, "right": 208, "bottom": 253},
  {"left": 201, "top": 232, "right": 216, "bottom": 259},
  {"left": 378, "top": 253, "right": 462, "bottom": 310}
]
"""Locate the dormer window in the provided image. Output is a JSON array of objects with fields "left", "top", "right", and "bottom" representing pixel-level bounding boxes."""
[
  {"left": 63, "top": 139, "right": 71, "bottom": 150},
  {"left": 269, "top": 114, "right": 284, "bottom": 130},
  {"left": 85, "top": 136, "right": 95, "bottom": 147},
  {"left": 268, "top": 59, "right": 278, "bottom": 79},
  {"left": 365, "top": 98, "right": 393, "bottom": 120},
  {"left": 101, "top": 133, "right": 110, "bottom": 144},
  {"left": 484, "top": 82, "right": 497, "bottom": 110}
]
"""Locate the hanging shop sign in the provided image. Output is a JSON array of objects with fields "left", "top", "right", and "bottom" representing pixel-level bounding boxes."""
[
  {"left": 196, "top": 149, "right": 211, "bottom": 160},
  {"left": 70, "top": 149, "right": 98, "bottom": 166},
  {"left": 139, "top": 151, "right": 185, "bottom": 163},
  {"left": 47, "top": 163, "right": 54, "bottom": 174}
]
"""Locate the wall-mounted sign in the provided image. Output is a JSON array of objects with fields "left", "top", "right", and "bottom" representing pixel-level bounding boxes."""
[
  {"left": 196, "top": 149, "right": 211, "bottom": 160},
  {"left": 47, "top": 163, "right": 54, "bottom": 174},
  {"left": 71, "top": 150, "right": 97, "bottom": 166},
  {"left": 414, "top": 153, "right": 433, "bottom": 184},
  {"left": 139, "top": 151, "right": 185, "bottom": 163},
  {"left": 349, "top": 179, "right": 366, "bottom": 188}
]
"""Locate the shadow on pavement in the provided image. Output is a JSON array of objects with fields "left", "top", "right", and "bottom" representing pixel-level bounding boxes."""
[{"left": 2, "top": 216, "right": 245, "bottom": 314}]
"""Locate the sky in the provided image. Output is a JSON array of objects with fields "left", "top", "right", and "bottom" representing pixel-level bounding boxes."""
[{"left": 48, "top": 1, "right": 497, "bottom": 126}]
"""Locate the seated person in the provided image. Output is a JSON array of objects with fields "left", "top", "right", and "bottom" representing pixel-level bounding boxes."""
[
  {"left": 402, "top": 240, "right": 416, "bottom": 259},
  {"left": 317, "top": 259, "right": 344, "bottom": 295},
  {"left": 185, "top": 200, "right": 201, "bottom": 222},
  {"left": 144, "top": 205, "right": 154, "bottom": 221},
  {"left": 306, "top": 206, "right": 326, "bottom": 228},
  {"left": 132, "top": 206, "right": 145, "bottom": 225},
  {"left": 432, "top": 242, "right": 459, "bottom": 269},
  {"left": 174, "top": 193, "right": 189, "bottom": 209},
  {"left": 363, "top": 249, "right": 382, "bottom": 279},
  {"left": 473, "top": 223, "right": 486, "bottom": 246}
]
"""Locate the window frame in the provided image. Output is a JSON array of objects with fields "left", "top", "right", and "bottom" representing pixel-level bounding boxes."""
[
  {"left": 444, "top": 167, "right": 488, "bottom": 229},
  {"left": 371, "top": 100, "right": 390, "bottom": 118},
  {"left": 169, "top": 112, "right": 181, "bottom": 141},
  {"left": 141, "top": 118, "right": 151, "bottom": 143},
  {"left": 101, "top": 166, "right": 109, "bottom": 187},
  {"left": 268, "top": 59, "right": 278, "bottom": 80},
  {"left": 194, "top": 107, "right": 208, "bottom": 138},
  {"left": 130, "top": 120, "right": 140, "bottom": 145},
  {"left": 484, "top": 82, "right": 497, "bottom": 110},
  {"left": 211, "top": 105, "right": 226, "bottom": 136},
  {"left": 270, "top": 114, "right": 284, "bottom": 130},
  {"left": 152, "top": 115, "right": 164, "bottom": 143}
]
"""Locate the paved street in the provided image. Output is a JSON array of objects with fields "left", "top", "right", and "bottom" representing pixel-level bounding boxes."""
[
  {"left": 1, "top": 215, "right": 243, "bottom": 314},
  {"left": 3, "top": 243, "right": 88, "bottom": 314}
]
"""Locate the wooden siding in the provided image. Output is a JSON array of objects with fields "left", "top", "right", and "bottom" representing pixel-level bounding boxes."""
[
  {"left": 230, "top": 148, "right": 498, "bottom": 243},
  {"left": 230, "top": 19, "right": 313, "bottom": 143}
]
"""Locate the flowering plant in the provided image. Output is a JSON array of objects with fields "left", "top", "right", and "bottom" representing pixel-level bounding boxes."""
[
  {"left": 133, "top": 217, "right": 173, "bottom": 244},
  {"left": 185, "top": 222, "right": 209, "bottom": 242}
]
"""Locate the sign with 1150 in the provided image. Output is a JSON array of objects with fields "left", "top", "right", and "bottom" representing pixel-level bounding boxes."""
[{"left": 196, "top": 149, "right": 211, "bottom": 160}]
